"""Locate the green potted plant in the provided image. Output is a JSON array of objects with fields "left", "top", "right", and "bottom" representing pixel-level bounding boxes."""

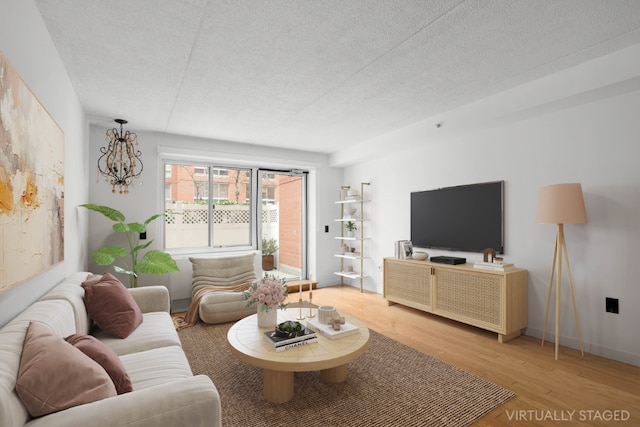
[
  {"left": 345, "top": 221, "right": 358, "bottom": 237},
  {"left": 80, "top": 204, "right": 179, "bottom": 287},
  {"left": 261, "top": 237, "right": 278, "bottom": 271}
]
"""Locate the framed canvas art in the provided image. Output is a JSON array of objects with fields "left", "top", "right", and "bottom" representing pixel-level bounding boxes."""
[{"left": 0, "top": 51, "right": 64, "bottom": 294}]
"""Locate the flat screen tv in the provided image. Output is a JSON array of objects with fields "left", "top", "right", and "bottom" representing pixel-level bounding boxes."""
[{"left": 410, "top": 181, "right": 504, "bottom": 254}]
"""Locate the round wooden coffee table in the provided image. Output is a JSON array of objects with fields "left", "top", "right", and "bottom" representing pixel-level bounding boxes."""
[{"left": 227, "top": 308, "right": 370, "bottom": 403}]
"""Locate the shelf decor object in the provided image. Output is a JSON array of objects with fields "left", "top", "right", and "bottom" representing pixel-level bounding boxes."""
[
  {"left": 98, "top": 119, "right": 143, "bottom": 194},
  {"left": 536, "top": 183, "right": 587, "bottom": 360}
]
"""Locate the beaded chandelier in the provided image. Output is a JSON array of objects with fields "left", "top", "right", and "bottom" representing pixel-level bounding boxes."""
[{"left": 97, "top": 119, "right": 143, "bottom": 194}]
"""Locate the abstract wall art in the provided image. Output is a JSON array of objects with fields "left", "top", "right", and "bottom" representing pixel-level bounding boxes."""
[{"left": 0, "top": 51, "right": 64, "bottom": 294}]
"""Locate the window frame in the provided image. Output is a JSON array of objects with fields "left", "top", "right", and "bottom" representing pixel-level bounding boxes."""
[{"left": 162, "top": 160, "right": 256, "bottom": 255}]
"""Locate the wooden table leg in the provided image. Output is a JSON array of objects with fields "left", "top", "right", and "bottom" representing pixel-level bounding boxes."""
[
  {"left": 320, "top": 364, "right": 348, "bottom": 383},
  {"left": 263, "top": 369, "right": 294, "bottom": 403}
]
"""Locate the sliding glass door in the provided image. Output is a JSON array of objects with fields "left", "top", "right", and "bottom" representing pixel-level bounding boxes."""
[{"left": 258, "top": 170, "right": 307, "bottom": 281}]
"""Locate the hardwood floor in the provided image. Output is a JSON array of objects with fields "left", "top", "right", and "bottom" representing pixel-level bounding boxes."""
[{"left": 291, "top": 285, "right": 639, "bottom": 427}]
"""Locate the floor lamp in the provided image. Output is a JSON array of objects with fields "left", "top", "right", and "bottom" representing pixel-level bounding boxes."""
[{"left": 536, "top": 183, "right": 587, "bottom": 360}]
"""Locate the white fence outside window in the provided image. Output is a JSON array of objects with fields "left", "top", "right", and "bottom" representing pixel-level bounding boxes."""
[{"left": 165, "top": 203, "right": 278, "bottom": 248}]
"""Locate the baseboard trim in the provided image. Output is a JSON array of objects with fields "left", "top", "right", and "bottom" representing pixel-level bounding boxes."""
[{"left": 525, "top": 327, "right": 639, "bottom": 367}]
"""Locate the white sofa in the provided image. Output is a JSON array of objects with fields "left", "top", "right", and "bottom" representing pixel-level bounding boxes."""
[{"left": 0, "top": 272, "right": 221, "bottom": 427}]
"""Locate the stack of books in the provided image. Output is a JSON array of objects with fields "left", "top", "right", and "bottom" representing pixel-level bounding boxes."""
[
  {"left": 263, "top": 327, "right": 318, "bottom": 352},
  {"left": 473, "top": 261, "right": 515, "bottom": 271},
  {"left": 307, "top": 318, "right": 360, "bottom": 340}
]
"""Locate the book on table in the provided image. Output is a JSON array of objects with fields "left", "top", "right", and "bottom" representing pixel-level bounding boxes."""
[
  {"left": 473, "top": 261, "right": 515, "bottom": 271},
  {"left": 270, "top": 335, "right": 318, "bottom": 352},
  {"left": 263, "top": 327, "right": 317, "bottom": 351},
  {"left": 306, "top": 318, "right": 360, "bottom": 340}
]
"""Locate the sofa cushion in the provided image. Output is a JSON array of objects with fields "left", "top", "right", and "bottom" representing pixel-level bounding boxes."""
[
  {"left": 120, "top": 345, "right": 193, "bottom": 390},
  {"left": 16, "top": 322, "right": 116, "bottom": 418},
  {"left": 65, "top": 334, "right": 133, "bottom": 394},
  {"left": 39, "top": 272, "right": 93, "bottom": 334},
  {"left": 0, "top": 300, "right": 78, "bottom": 427},
  {"left": 82, "top": 273, "right": 143, "bottom": 338},
  {"left": 94, "top": 311, "right": 181, "bottom": 356}
]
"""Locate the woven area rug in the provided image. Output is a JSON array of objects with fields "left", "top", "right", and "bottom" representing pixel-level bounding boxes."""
[{"left": 178, "top": 321, "right": 514, "bottom": 427}]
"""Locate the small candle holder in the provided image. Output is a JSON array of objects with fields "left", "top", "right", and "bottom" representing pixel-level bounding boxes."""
[
  {"left": 296, "top": 297, "right": 305, "bottom": 320},
  {"left": 307, "top": 288, "right": 315, "bottom": 318}
]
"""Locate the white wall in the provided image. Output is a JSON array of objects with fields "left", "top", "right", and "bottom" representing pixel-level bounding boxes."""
[
  {"left": 339, "top": 45, "right": 640, "bottom": 366},
  {"left": 0, "top": 0, "right": 89, "bottom": 326},
  {"left": 85, "top": 127, "right": 343, "bottom": 300}
]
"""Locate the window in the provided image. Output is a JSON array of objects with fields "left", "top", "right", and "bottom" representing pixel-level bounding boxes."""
[
  {"left": 164, "top": 163, "right": 252, "bottom": 250},
  {"left": 262, "top": 185, "right": 276, "bottom": 204},
  {"left": 165, "top": 183, "right": 171, "bottom": 202},
  {"left": 193, "top": 167, "right": 208, "bottom": 176},
  {"left": 212, "top": 183, "right": 228, "bottom": 202},
  {"left": 162, "top": 161, "right": 308, "bottom": 282},
  {"left": 194, "top": 181, "right": 208, "bottom": 202}
]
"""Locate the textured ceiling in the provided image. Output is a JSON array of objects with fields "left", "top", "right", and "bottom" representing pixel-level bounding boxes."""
[{"left": 34, "top": 0, "right": 640, "bottom": 154}]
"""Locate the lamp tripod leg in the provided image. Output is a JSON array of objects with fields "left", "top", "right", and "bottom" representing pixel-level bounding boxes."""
[
  {"left": 541, "top": 236, "right": 558, "bottom": 348},
  {"left": 562, "top": 239, "right": 584, "bottom": 356},
  {"left": 555, "top": 227, "right": 563, "bottom": 360}
]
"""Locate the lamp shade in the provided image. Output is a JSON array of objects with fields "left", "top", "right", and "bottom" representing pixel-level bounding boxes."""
[{"left": 536, "top": 183, "right": 587, "bottom": 224}]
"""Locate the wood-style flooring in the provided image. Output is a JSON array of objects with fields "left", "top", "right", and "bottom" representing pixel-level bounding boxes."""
[{"left": 289, "top": 285, "right": 639, "bottom": 427}]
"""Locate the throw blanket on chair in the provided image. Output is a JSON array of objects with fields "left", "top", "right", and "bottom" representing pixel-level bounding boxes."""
[{"left": 173, "top": 281, "right": 253, "bottom": 330}]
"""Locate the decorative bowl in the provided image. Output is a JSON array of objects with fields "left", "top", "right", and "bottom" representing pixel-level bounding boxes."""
[
  {"left": 412, "top": 252, "right": 428, "bottom": 260},
  {"left": 275, "top": 321, "right": 305, "bottom": 339}
]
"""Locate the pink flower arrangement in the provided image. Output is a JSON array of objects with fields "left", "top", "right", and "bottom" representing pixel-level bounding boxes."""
[{"left": 242, "top": 274, "right": 289, "bottom": 312}]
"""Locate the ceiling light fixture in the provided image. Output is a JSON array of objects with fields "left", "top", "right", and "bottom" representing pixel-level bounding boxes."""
[{"left": 97, "top": 119, "right": 143, "bottom": 194}]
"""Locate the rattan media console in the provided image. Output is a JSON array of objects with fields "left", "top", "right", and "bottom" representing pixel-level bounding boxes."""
[{"left": 383, "top": 257, "right": 528, "bottom": 343}]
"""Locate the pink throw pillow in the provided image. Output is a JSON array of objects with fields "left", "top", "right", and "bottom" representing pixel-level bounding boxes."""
[
  {"left": 65, "top": 334, "right": 133, "bottom": 394},
  {"left": 16, "top": 322, "right": 116, "bottom": 417},
  {"left": 82, "top": 272, "right": 143, "bottom": 338}
]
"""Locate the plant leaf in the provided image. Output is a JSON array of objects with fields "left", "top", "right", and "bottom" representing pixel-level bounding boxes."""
[
  {"left": 80, "top": 204, "right": 125, "bottom": 222},
  {"left": 136, "top": 250, "right": 180, "bottom": 275},
  {"left": 127, "top": 222, "right": 146, "bottom": 233},
  {"left": 92, "top": 246, "right": 128, "bottom": 265},
  {"left": 133, "top": 240, "right": 153, "bottom": 252},
  {"left": 144, "top": 213, "right": 166, "bottom": 226},
  {"left": 113, "top": 223, "right": 130, "bottom": 233}
]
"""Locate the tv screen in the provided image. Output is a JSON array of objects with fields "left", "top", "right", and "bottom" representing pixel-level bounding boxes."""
[{"left": 410, "top": 181, "right": 504, "bottom": 254}]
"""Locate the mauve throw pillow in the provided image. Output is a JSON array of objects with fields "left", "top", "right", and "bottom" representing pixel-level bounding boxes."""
[
  {"left": 16, "top": 322, "right": 117, "bottom": 418},
  {"left": 82, "top": 272, "right": 143, "bottom": 338},
  {"left": 65, "top": 334, "right": 133, "bottom": 394}
]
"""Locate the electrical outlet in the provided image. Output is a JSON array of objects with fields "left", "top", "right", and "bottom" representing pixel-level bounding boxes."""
[
  {"left": 140, "top": 232, "right": 147, "bottom": 240},
  {"left": 605, "top": 297, "right": 619, "bottom": 314},
  {"left": 324, "top": 225, "right": 329, "bottom": 233}
]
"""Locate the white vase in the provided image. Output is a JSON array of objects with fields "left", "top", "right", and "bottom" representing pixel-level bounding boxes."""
[{"left": 257, "top": 305, "right": 277, "bottom": 328}]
